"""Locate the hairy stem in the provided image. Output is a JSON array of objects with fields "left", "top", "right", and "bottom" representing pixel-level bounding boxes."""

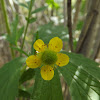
[
  {"left": 20, "top": 0, "right": 33, "bottom": 56},
  {"left": 1, "top": 0, "right": 15, "bottom": 58}
]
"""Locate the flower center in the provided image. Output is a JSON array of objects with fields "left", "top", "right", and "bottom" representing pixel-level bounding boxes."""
[{"left": 41, "top": 50, "right": 57, "bottom": 65}]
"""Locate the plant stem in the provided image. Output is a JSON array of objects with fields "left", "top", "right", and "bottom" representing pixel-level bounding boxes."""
[
  {"left": 67, "top": 0, "right": 73, "bottom": 52},
  {"left": 1, "top": 0, "right": 15, "bottom": 58},
  {"left": 20, "top": 0, "right": 33, "bottom": 56}
]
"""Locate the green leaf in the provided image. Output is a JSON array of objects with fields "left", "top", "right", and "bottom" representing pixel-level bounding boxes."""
[
  {"left": 0, "top": 57, "right": 26, "bottom": 100},
  {"left": 19, "top": 68, "right": 35, "bottom": 84},
  {"left": 18, "top": 89, "right": 31, "bottom": 98},
  {"left": 10, "top": 47, "right": 29, "bottom": 56},
  {"left": 25, "top": 17, "right": 37, "bottom": 23},
  {"left": 58, "top": 51, "right": 100, "bottom": 100},
  {"left": 26, "top": 0, "right": 35, "bottom": 8},
  {"left": 6, "top": 15, "right": 24, "bottom": 45},
  {"left": 46, "top": 0, "right": 60, "bottom": 9},
  {"left": 76, "top": 21, "right": 84, "bottom": 30},
  {"left": 7, "top": 15, "right": 19, "bottom": 44},
  {"left": 29, "top": 18, "right": 37, "bottom": 23},
  {"left": 18, "top": 3, "right": 29, "bottom": 9},
  {"left": 65, "top": 52, "right": 100, "bottom": 80},
  {"left": 31, "top": 6, "right": 47, "bottom": 14},
  {"left": 16, "top": 26, "right": 24, "bottom": 41},
  {"left": 35, "top": 22, "right": 68, "bottom": 43},
  {"left": 31, "top": 69, "right": 63, "bottom": 100}
]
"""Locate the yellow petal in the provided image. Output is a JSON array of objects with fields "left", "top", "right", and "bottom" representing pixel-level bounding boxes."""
[
  {"left": 56, "top": 53, "right": 69, "bottom": 67},
  {"left": 33, "top": 39, "right": 47, "bottom": 52},
  {"left": 26, "top": 55, "right": 41, "bottom": 68},
  {"left": 41, "top": 65, "right": 54, "bottom": 80},
  {"left": 48, "top": 37, "right": 63, "bottom": 52}
]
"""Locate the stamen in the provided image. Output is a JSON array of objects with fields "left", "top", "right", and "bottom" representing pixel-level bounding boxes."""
[
  {"left": 41, "top": 50, "right": 57, "bottom": 65},
  {"left": 58, "top": 63, "right": 60, "bottom": 66},
  {"left": 55, "top": 46, "right": 57, "bottom": 48}
]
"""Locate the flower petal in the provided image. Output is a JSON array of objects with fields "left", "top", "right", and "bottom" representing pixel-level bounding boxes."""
[
  {"left": 56, "top": 53, "right": 69, "bottom": 67},
  {"left": 33, "top": 39, "right": 47, "bottom": 52},
  {"left": 41, "top": 65, "right": 54, "bottom": 80},
  {"left": 48, "top": 37, "right": 63, "bottom": 52},
  {"left": 26, "top": 55, "right": 41, "bottom": 68}
]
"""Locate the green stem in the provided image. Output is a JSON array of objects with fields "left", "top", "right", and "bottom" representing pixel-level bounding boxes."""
[
  {"left": 1, "top": 0, "right": 15, "bottom": 58},
  {"left": 20, "top": 0, "right": 33, "bottom": 56}
]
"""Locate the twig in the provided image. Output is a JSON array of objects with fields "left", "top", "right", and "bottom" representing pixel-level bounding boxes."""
[
  {"left": 1, "top": 0, "right": 15, "bottom": 58},
  {"left": 76, "top": 0, "right": 100, "bottom": 55},
  {"left": 67, "top": 0, "right": 73, "bottom": 52},
  {"left": 20, "top": 0, "right": 33, "bottom": 56},
  {"left": 91, "top": 27, "right": 100, "bottom": 60}
]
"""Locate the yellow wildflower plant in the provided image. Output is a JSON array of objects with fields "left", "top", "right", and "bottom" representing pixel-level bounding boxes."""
[{"left": 26, "top": 37, "right": 69, "bottom": 80}]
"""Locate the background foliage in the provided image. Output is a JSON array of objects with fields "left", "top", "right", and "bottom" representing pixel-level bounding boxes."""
[{"left": 0, "top": 0, "right": 100, "bottom": 100}]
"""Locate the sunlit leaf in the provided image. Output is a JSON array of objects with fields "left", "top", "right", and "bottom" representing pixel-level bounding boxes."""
[
  {"left": 58, "top": 51, "right": 100, "bottom": 100},
  {"left": 46, "top": 0, "right": 60, "bottom": 9}
]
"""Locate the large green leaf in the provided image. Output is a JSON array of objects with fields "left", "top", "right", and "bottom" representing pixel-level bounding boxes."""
[
  {"left": 58, "top": 51, "right": 100, "bottom": 100},
  {"left": 31, "top": 69, "right": 63, "bottom": 100},
  {"left": 0, "top": 57, "right": 26, "bottom": 100},
  {"left": 65, "top": 52, "right": 100, "bottom": 80}
]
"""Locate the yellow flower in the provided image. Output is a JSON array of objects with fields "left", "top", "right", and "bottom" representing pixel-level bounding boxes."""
[{"left": 26, "top": 37, "right": 69, "bottom": 80}]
